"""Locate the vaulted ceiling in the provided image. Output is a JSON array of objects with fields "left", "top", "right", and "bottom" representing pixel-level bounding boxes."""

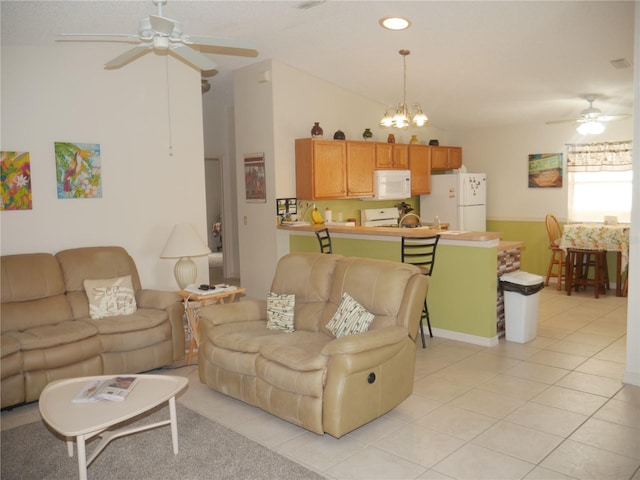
[{"left": 1, "top": 0, "right": 635, "bottom": 131}]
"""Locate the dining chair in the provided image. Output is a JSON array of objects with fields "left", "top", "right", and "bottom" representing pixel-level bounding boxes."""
[
  {"left": 545, "top": 214, "right": 565, "bottom": 290},
  {"left": 565, "top": 248, "right": 609, "bottom": 298},
  {"left": 401, "top": 234, "right": 440, "bottom": 348},
  {"left": 315, "top": 228, "right": 332, "bottom": 254}
]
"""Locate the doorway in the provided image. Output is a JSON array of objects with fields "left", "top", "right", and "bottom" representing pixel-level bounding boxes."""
[{"left": 204, "top": 158, "right": 224, "bottom": 284}]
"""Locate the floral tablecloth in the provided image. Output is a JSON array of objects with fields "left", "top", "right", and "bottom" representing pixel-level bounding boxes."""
[{"left": 561, "top": 223, "right": 630, "bottom": 270}]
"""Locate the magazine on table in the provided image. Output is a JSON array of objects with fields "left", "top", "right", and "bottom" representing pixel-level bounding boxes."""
[
  {"left": 72, "top": 376, "right": 139, "bottom": 403},
  {"left": 183, "top": 284, "right": 238, "bottom": 296}
]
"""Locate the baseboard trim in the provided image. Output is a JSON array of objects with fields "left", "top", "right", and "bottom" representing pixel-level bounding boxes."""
[
  {"left": 623, "top": 371, "right": 640, "bottom": 386},
  {"left": 432, "top": 328, "right": 500, "bottom": 347}
]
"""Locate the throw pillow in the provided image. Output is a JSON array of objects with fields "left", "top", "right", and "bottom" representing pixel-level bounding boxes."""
[
  {"left": 266, "top": 292, "right": 295, "bottom": 332},
  {"left": 326, "top": 292, "right": 375, "bottom": 338},
  {"left": 84, "top": 275, "right": 137, "bottom": 319}
]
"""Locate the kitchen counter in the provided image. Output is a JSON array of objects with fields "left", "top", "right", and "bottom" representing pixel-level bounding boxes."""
[
  {"left": 279, "top": 223, "right": 527, "bottom": 347},
  {"left": 278, "top": 224, "right": 502, "bottom": 243}
]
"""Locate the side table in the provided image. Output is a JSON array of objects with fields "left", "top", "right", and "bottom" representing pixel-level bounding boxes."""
[{"left": 177, "top": 286, "right": 246, "bottom": 364}]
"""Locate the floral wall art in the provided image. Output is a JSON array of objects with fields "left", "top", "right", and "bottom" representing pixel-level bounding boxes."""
[
  {"left": 55, "top": 142, "right": 102, "bottom": 199},
  {"left": 1, "top": 151, "right": 32, "bottom": 211}
]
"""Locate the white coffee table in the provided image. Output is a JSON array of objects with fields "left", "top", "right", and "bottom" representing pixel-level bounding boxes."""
[{"left": 39, "top": 374, "right": 188, "bottom": 480}]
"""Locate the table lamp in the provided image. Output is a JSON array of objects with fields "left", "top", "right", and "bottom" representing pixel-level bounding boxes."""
[{"left": 160, "top": 223, "right": 211, "bottom": 289}]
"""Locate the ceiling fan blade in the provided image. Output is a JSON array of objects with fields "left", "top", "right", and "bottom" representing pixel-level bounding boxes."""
[
  {"left": 169, "top": 44, "right": 218, "bottom": 71},
  {"left": 599, "top": 114, "right": 632, "bottom": 122},
  {"left": 545, "top": 119, "right": 577, "bottom": 125},
  {"left": 149, "top": 15, "right": 177, "bottom": 35},
  {"left": 104, "top": 44, "right": 153, "bottom": 69},
  {"left": 182, "top": 35, "right": 258, "bottom": 57},
  {"left": 57, "top": 33, "right": 142, "bottom": 44}
]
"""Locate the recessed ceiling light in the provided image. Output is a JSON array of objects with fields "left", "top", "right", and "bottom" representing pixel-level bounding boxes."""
[{"left": 379, "top": 17, "right": 411, "bottom": 31}]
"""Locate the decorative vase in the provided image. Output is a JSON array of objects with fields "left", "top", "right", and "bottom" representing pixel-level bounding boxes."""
[
  {"left": 333, "top": 130, "right": 346, "bottom": 140},
  {"left": 362, "top": 128, "right": 373, "bottom": 141},
  {"left": 387, "top": 134, "right": 395, "bottom": 143},
  {"left": 410, "top": 135, "right": 419, "bottom": 144},
  {"left": 429, "top": 139, "right": 439, "bottom": 146},
  {"left": 311, "top": 122, "right": 323, "bottom": 138}
]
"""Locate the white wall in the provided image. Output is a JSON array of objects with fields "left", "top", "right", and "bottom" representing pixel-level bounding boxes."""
[
  {"left": 1, "top": 45, "right": 209, "bottom": 290},
  {"left": 452, "top": 119, "right": 634, "bottom": 223}
]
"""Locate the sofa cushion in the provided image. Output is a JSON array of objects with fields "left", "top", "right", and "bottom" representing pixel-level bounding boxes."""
[
  {"left": 82, "top": 308, "right": 168, "bottom": 335},
  {"left": 207, "top": 321, "right": 281, "bottom": 353},
  {"left": 5, "top": 320, "right": 97, "bottom": 351},
  {"left": 1, "top": 253, "right": 65, "bottom": 304},
  {"left": 270, "top": 253, "right": 342, "bottom": 331},
  {"left": 266, "top": 292, "right": 295, "bottom": 332},
  {"left": 326, "top": 292, "right": 375, "bottom": 338},
  {"left": 258, "top": 331, "right": 331, "bottom": 371},
  {"left": 84, "top": 275, "right": 137, "bottom": 319}
]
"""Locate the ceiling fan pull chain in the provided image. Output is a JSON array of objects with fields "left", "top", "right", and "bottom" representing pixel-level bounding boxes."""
[{"left": 165, "top": 55, "right": 174, "bottom": 157}]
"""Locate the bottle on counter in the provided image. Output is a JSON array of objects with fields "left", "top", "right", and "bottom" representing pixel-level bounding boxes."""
[
  {"left": 433, "top": 216, "right": 441, "bottom": 231},
  {"left": 325, "top": 208, "right": 332, "bottom": 223}
]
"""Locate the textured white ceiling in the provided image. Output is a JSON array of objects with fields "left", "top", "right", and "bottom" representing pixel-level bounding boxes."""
[{"left": 1, "top": 0, "right": 635, "bottom": 130}]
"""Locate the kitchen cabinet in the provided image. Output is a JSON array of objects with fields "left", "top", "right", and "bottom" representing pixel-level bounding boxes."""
[
  {"left": 431, "top": 146, "right": 462, "bottom": 171},
  {"left": 375, "top": 143, "right": 409, "bottom": 169},
  {"left": 295, "top": 138, "right": 374, "bottom": 199},
  {"left": 345, "top": 141, "right": 375, "bottom": 197},
  {"left": 408, "top": 144, "right": 431, "bottom": 195}
]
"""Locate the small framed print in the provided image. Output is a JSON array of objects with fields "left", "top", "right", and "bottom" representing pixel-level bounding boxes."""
[{"left": 244, "top": 153, "right": 266, "bottom": 202}]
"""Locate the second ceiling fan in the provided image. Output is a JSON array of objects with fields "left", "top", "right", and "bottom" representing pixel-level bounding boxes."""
[{"left": 546, "top": 95, "right": 631, "bottom": 134}]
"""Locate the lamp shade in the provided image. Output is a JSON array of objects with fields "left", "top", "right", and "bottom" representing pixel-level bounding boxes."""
[
  {"left": 161, "top": 223, "right": 211, "bottom": 289},
  {"left": 160, "top": 223, "right": 211, "bottom": 259}
]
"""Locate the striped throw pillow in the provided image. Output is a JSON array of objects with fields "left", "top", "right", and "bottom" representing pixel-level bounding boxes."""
[
  {"left": 266, "top": 292, "right": 295, "bottom": 332},
  {"left": 327, "top": 292, "right": 375, "bottom": 338}
]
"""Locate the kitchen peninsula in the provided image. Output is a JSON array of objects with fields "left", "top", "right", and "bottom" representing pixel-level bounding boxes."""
[{"left": 277, "top": 224, "right": 524, "bottom": 346}]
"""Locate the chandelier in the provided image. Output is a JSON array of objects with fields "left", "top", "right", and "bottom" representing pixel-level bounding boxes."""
[{"left": 380, "top": 50, "right": 428, "bottom": 128}]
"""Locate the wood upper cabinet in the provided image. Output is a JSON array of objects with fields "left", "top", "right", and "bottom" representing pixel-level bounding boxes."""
[
  {"left": 296, "top": 138, "right": 347, "bottom": 199},
  {"left": 345, "top": 141, "right": 375, "bottom": 197},
  {"left": 431, "top": 146, "right": 463, "bottom": 171},
  {"left": 295, "top": 138, "right": 374, "bottom": 199},
  {"left": 375, "top": 143, "right": 409, "bottom": 169},
  {"left": 408, "top": 144, "right": 431, "bottom": 195}
]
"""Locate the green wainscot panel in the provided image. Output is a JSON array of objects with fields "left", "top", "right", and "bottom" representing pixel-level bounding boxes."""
[{"left": 289, "top": 233, "right": 498, "bottom": 340}]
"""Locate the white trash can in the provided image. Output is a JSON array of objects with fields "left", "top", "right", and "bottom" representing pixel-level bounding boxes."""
[{"left": 500, "top": 271, "right": 544, "bottom": 343}]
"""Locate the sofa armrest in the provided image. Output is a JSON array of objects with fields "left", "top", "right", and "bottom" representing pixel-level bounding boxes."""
[
  {"left": 198, "top": 299, "right": 267, "bottom": 326},
  {"left": 321, "top": 326, "right": 408, "bottom": 356},
  {"left": 136, "top": 289, "right": 181, "bottom": 310},
  {"left": 136, "top": 289, "right": 184, "bottom": 362}
]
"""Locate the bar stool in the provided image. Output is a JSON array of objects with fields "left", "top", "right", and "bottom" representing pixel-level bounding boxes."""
[
  {"left": 565, "top": 248, "right": 609, "bottom": 298},
  {"left": 401, "top": 234, "right": 440, "bottom": 348},
  {"left": 315, "top": 228, "right": 332, "bottom": 254}
]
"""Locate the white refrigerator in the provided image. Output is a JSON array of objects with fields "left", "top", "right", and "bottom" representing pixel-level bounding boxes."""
[{"left": 420, "top": 173, "right": 487, "bottom": 231}]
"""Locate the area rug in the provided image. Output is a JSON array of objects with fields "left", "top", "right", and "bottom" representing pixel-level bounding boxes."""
[{"left": 1, "top": 403, "right": 325, "bottom": 480}]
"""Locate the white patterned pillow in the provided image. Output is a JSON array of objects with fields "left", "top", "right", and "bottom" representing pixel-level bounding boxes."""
[
  {"left": 84, "top": 275, "right": 137, "bottom": 319},
  {"left": 266, "top": 292, "right": 295, "bottom": 332},
  {"left": 327, "top": 292, "right": 375, "bottom": 338}
]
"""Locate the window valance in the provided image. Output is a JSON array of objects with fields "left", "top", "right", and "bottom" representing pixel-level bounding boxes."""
[{"left": 566, "top": 141, "right": 632, "bottom": 172}]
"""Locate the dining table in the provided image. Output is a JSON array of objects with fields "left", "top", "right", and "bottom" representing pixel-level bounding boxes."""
[{"left": 560, "top": 223, "right": 630, "bottom": 297}]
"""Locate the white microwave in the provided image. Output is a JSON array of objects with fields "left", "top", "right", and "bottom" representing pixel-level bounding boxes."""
[{"left": 371, "top": 169, "right": 411, "bottom": 200}]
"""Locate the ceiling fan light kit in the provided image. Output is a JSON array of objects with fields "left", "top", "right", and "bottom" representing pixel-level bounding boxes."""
[
  {"left": 577, "top": 121, "right": 605, "bottom": 135},
  {"left": 380, "top": 49, "right": 429, "bottom": 129}
]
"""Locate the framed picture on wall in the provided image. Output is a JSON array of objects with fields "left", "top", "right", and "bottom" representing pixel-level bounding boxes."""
[
  {"left": 55, "top": 142, "right": 102, "bottom": 199},
  {"left": 528, "top": 153, "right": 563, "bottom": 188},
  {"left": 1, "top": 151, "right": 32, "bottom": 210},
  {"left": 244, "top": 153, "right": 266, "bottom": 202}
]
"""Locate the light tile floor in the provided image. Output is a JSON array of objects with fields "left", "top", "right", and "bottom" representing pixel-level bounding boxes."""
[{"left": 3, "top": 286, "right": 640, "bottom": 480}]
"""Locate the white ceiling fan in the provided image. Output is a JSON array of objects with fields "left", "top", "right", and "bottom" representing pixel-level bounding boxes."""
[
  {"left": 57, "top": 0, "right": 258, "bottom": 71},
  {"left": 546, "top": 95, "right": 631, "bottom": 134}
]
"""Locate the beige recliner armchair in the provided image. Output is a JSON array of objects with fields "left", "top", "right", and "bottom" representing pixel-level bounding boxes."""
[{"left": 198, "top": 252, "right": 428, "bottom": 437}]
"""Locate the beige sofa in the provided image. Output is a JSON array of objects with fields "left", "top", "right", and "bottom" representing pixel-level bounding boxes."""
[
  {"left": 198, "top": 252, "right": 428, "bottom": 438},
  {"left": 1, "top": 246, "right": 185, "bottom": 408}
]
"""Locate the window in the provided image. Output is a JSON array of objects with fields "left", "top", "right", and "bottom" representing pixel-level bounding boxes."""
[{"left": 566, "top": 141, "right": 633, "bottom": 223}]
